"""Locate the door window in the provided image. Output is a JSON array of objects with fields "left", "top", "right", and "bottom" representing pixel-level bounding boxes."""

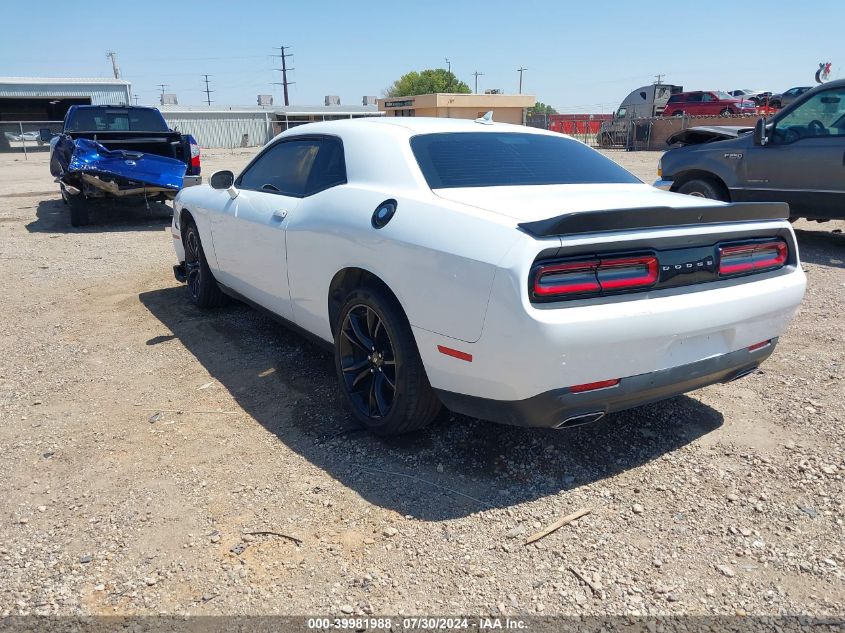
[
  {"left": 774, "top": 88, "right": 845, "bottom": 143},
  {"left": 238, "top": 139, "right": 321, "bottom": 196}
]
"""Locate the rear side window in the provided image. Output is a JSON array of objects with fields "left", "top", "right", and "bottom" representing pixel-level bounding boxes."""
[
  {"left": 667, "top": 95, "right": 681, "bottom": 103},
  {"left": 410, "top": 132, "right": 640, "bottom": 189},
  {"left": 305, "top": 137, "right": 347, "bottom": 194}
]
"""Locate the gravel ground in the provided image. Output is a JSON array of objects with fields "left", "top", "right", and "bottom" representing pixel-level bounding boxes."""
[{"left": 0, "top": 147, "right": 843, "bottom": 619}]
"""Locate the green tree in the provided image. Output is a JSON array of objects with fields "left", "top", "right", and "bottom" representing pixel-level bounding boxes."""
[
  {"left": 528, "top": 102, "right": 558, "bottom": 116},
  {"left": 385, "top": 68, "right": 471, "bottom": 97}
]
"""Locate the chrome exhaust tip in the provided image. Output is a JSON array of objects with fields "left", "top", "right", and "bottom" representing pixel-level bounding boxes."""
[{"left": 554, "top": 411, "right": 605, "bottom": 429}]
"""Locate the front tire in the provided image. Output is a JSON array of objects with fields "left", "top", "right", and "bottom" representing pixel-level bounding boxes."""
[
  {"left": 676, "top": 178, "right": 729, "bottom": 201},
  {"left": 183, "top": 221, "right": 227, "bottom": 308},
  {"left": 334, "top": 285, "right": 440, "bottom": 435}
]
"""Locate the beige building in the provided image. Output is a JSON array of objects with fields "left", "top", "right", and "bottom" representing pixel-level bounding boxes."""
[{"left": 378, "top": 93, "right": 536, "bottom": 125}]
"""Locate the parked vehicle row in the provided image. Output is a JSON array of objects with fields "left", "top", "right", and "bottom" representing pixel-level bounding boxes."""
[
  {"left": 599, "top": 83, "right": 816, "bottom": 147},
  {"left": 169, "top": 116, "right": 805, "bottom": 435},
  {"left": 656, "top": 79, "right": 845, "bottom": 221}
]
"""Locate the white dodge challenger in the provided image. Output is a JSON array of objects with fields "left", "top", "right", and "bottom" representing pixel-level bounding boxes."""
[{"left": 171, "top": 117, "right": 805, "bottom": 435}]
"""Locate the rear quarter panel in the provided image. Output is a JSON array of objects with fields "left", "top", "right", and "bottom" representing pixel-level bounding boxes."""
[{"left": 285, "top": 185, "right": 524, "bottom": 344}]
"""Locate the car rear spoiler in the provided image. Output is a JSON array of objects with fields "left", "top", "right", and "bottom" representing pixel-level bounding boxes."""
[{"left": 517, "top": 202, "right": 790, "bottom": 238}]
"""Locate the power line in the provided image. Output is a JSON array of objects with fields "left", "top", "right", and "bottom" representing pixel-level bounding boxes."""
[
  {"left": 202, "top": 74, "right": 214, "bottom": 106},
  {"left": 472, "top": 70, "right": 484, "bottom": 94},
  {"left": 271, "top": 45, "right": 295, "bottom": 106},
  {"left": 517, "top": 67, "right": 527, "bottom": 94}
]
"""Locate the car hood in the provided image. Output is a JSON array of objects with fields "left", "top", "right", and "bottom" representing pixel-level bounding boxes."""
[
  {"left": 666, "top": 126, "right": 753, "bottom": 146},
  {"left": 433, "top": 183, "right": 718, "bottom": 223}
]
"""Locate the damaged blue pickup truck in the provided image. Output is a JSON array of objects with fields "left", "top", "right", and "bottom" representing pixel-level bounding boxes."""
[{"left": 46, "top": 105, "right": 201, "bottom": 226}]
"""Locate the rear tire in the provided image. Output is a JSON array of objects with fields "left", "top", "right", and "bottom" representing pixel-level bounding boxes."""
[
  {"left": 67, "top": 194, "right": 89, "bottom": 227},
  {"left": 334, "top": 285, "right": 440, "bottom": 435},
  {"left": 183, "top": 221, "right": 227, "bottom": 308},
  {"left": 677, "top": 178, "right": 729, "bottom": 201},
  {"left": 720, "top": 108, "right": 732, "bottom": 116}
]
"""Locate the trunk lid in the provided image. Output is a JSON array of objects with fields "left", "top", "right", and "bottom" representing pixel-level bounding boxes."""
[{"left": 434, "top": 183, "right": 717, "bottom": 223}]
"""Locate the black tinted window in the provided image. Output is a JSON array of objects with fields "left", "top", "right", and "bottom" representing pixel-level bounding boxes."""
[
  {"left": 66, "top": 108, "right": 169, "bottom": 132},
  {"left": 305, "top": 138, "right": 347, "bottom": 194},
  {"left": 410, "top": 132, "right": 639, "bottom": 189},
  {"left": 238, "top": 139, "right": 320, "bottom": 196}
]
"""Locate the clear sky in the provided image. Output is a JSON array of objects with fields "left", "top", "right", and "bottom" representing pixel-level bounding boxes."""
[{"left": 2, "top": 0, "right": 842, "bottom": 112}]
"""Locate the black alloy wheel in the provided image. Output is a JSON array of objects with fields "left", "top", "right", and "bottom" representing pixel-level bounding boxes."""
[
  {"left": 184, "top": 226, "right": 203, "bottom": 301},
  {"left": 182, "top": 222, "right": 226, "bottom": 308},
  {"left": 334, "top": 285, "right": 440, "bottom": 435},
  {"left": 339, "top": 304, "right": 396, "bottom": 419}
]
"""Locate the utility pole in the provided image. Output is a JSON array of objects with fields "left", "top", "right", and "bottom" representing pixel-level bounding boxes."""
[
  {"left": 654, "top": 73, "right": 665, "bottom": 84},
  {"left": 517, "top": 67, "right": 527, "bottom": 94},
  {"left": 157, "top": 84, "right": 168, "bottom": 105},
  {"left": 445, "top": 57, "right": 451, "bottom": 73},
  {"left": 106, "top": 50, "right": 121, "bottom": 79},
  {"left": 202, "top": 74, "right": 214, "bottom": 106},
  {"left": 472, "top": 71, "right": 484, "bottom": 94},
  {"left": 272, "top": 46, "right": 295, "bottom": 106},
  {"left": 132, "top": 93, "right": 139, "bottom": 105}
]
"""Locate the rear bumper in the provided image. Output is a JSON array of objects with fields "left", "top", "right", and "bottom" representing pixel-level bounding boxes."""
[
  {"left": 183, "top": 175, "right": 202, "bottom": 188},
  {"left": 653, "top": 179, "right": 673, "bottom": 191},
  {"left": 435, "top": 340, "right": 776, "bottom": 428}
]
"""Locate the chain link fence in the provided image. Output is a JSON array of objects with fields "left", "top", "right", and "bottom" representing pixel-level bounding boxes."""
[{"left": 0, "top": 121, "right": 63, "bottom": 157}]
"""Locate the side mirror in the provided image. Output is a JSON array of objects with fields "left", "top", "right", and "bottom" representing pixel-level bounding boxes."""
[
  {"left": 39, "top": 128, "right": 52, "bottom": 142},
  {"left": 209, "top": 170, "right": 239, "bottom": 199},
  {"left": 753, "top": 117, "right": 767, "bottom": 146}
]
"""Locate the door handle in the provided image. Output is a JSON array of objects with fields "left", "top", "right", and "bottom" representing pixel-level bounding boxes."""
[{"left": 272, "top": 209, "right": 287, "bottom": 220}]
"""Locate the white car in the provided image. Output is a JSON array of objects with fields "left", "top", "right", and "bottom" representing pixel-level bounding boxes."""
[{"left": 171, "top": 117, "right": 805, "bottom": 435}]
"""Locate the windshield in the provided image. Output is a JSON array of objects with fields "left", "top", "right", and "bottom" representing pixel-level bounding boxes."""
[
  {"left": 66, "top": 108, "right": 169, "bottom": 132},
  {"left": 410, "top": 132, "right": 640, "bottom": 189}
]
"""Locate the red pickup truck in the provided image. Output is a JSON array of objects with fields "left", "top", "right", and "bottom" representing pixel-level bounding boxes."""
[{"left": 662, "top": 91, "right": 757, "bottom": 117}]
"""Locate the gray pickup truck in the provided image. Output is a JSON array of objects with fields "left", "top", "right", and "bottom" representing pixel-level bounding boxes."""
[{"left": 655, "top": 79, "right": 845, "bottom": 221}]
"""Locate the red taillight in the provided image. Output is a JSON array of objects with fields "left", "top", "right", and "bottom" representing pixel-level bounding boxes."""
[
  {"left": 569, "top": 379, "right": 620, "bottom": 393},
  {"left": 190, "top": 142, "right": 201, "bottom": 169},
  {"left": 533, "top": 255, "right": 658, "bottom": 298},
  {"left": 748, "top": 339, "right": 772, "bottom": 352},
  {"left": 533, "top": 261, "right": 600, "bottom": 296},
  {"left": 596, "top": 256, "right": 659, "bottom": 290},
  {"left": 719, "top": 240, "right": 787, "bottom": 276}
]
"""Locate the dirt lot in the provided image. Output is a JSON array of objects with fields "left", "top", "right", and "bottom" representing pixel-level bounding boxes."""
[{"left": 0, "top": 147, "right": 843, "bottom": 619}]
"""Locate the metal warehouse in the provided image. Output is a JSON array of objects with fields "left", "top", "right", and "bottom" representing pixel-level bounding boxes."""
[
  {"left": 156, "top": 104, "right": 384, "bottom": 148},
  {"left": 0, "top": 77, "right": 132, "bottom": 121}
]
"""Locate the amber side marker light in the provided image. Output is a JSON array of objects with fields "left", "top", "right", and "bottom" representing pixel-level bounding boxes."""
[{"left": 569, "top": 379, "right": 620, "bottom": 393}]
